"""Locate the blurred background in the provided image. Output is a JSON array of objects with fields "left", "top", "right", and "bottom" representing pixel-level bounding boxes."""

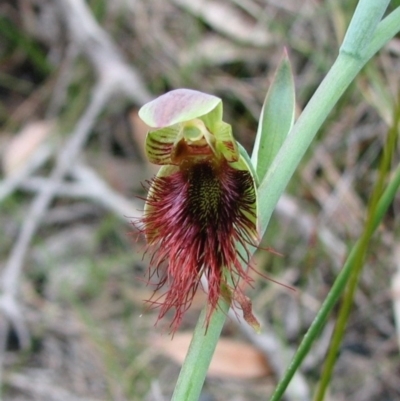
[{"left": 1, "top": 0, "right": 400, "bottom": 400}]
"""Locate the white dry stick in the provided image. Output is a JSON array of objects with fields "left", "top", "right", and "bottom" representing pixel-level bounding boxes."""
[
  {"left": 70, "top": 164, "right": 142, "bottom": 220},
  {"left": 0, "top": 81, "right": 113, "bottom": 351},
  {"left": 20, "top": 163, "right": 142, "bottom": 221},
  {"left": 56, "top": 0, "right": 151, "bottom": 103},
  {"left": 0, "top": 144, "right": 53, "bottom": 204},
  {"left": 5, "top": 372, "right": 102, "bottom": 401},
  {"left": 0, "top": 0, "right": 152, "bottom": 383},
  {"left": 392, "top": 245, "right": 400, "bottom": 351}
]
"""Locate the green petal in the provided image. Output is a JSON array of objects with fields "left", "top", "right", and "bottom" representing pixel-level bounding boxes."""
[
  {"left": 251, "top": 49, "right": 296, "bottom": 181},
  {"left": 198, "top": 101, "right": 223, "bottom": 133},
  {"left": 139, "top": 88, "right": 222, "bottom": 128},
  {"left": 145, "top": 125, "right": 180, "bottom": 165},
  {"left": 214, "top": 121, "right": 239, "bottom": 162}
]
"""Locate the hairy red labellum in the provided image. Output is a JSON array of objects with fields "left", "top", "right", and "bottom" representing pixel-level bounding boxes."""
[
  {"left": 139, "top": 158, "right": 258, "bottom": 331},
  {"left": 137, "top": 90, "right": 260, "bottom": 332}
]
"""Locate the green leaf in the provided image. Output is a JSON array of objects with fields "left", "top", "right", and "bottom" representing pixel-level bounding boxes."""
[
  {"left": 251, "top": 49, "right": 295, "bottom": 181},
  {"left": 138, "top": 88, "right": 221, "bottom": 128},
  {"left": 340, "top": 0, "right": 390, "bottom": 58}
]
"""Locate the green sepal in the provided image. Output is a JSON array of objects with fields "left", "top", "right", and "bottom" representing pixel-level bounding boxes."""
[
  {"left": 214, "top": 121, "right": 238, "bottom": 162},
  {"left": 230, "top": 154, "right": 259, "bottom": 242},
  {"left": 237, "top": 142, "right": 259, "bottom": 187},
  {"left": 251, "top": 49, "right": 296, "bottom": 181}
]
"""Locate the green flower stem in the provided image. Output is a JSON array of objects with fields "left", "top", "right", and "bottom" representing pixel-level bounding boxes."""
[
  {"left": 258, "top": 4, "right": 400, "bottom": 234},
  {"left": 171, "top": 299, "right": 230, "bottom": 401},
  {"left": 270, "top": 161, "right": 400, "bottom": 401},
  {"left": 172, "top": 3, "right": 400, "bottom": 400}
]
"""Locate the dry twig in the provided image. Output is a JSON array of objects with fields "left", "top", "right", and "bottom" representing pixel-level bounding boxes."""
[{"left": 20, "top": 163, "right": 142, "bottom": 222}]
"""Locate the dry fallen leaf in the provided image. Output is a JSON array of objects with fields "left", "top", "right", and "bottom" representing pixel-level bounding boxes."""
[
  {"left": 2, "top": 120, "right": 53, "bottom": 176},
  {"left": 154, "top": 332, "right": 272, "bottom": 379},
  {"left": 173, "top": 0, "right": 270, "bottom": 47}
]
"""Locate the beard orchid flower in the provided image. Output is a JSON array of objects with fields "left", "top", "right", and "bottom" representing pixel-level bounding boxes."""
[{"left": 137, "top": 88, "right": 260, "bottom": 332}]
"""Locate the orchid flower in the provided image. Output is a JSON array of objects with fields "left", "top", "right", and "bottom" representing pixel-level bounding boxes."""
[{"left": 137, "top": 88, "right": 260, "bottom": 332}]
